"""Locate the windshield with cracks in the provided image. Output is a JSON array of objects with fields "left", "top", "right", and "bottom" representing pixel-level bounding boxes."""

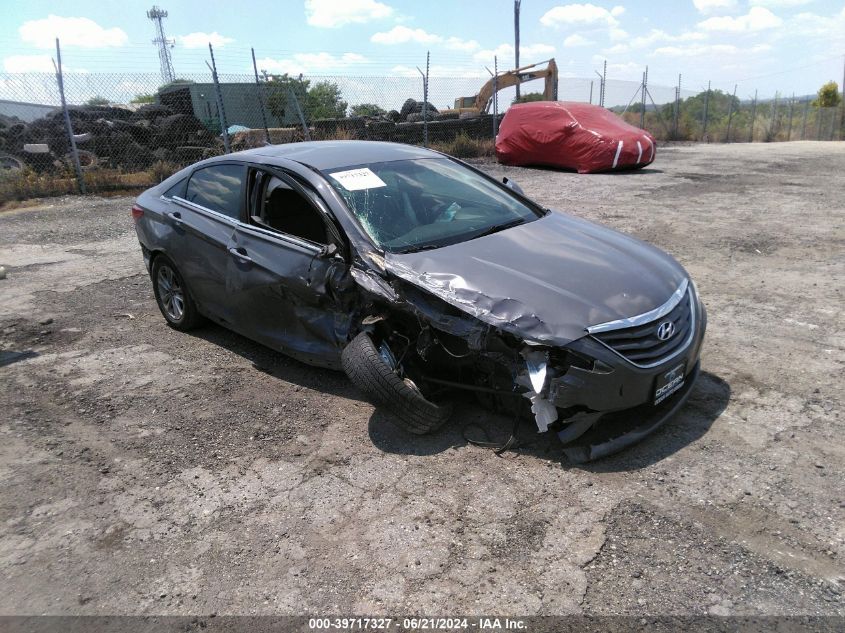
[{"left": 324, "top": 158, "right": 543, "bottom": 253}]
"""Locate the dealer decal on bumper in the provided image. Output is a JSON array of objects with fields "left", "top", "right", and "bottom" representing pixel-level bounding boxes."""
[{"left": 654, "top": 362, "right": 686, "bottom": 405}]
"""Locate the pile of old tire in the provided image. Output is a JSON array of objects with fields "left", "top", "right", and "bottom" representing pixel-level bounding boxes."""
[{"left": 399, "top": 98, "right": 439, "bottom": 122}]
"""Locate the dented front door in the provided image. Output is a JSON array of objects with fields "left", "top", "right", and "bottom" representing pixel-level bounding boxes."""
[{"left": 225, "top": 224, "right": 348, "bottom": 368}]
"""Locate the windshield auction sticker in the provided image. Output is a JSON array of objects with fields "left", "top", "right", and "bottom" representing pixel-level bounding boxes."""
[{"left": 330, "top": 168, "right": 387, "bottom": 191}]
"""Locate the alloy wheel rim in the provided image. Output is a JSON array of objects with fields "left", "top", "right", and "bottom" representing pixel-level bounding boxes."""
[{"left": 157, "top": 265, "right": 184, "bottom": 321}]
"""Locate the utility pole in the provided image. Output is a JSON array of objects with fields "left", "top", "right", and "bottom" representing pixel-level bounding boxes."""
[
  {"left": 702, "top": 80, "right": 711, "bottom": 141},
  {"left": 725, "top": 84, "right": 737, "bottom": 142},
  {"left": 147, "top": 6, "right": 175, "bottom": 84},
  {"left": 251, "top": 48, "right": 270, "bottom": 145},
  {"left": 640, "top": 67, "right": 648, "bottom": 129},
  {"left": 840, "top": 54, "right": 845, "bottom": 140},
  {"left": 602, "top": 60, "right": 607, "bottom": 106},
  {"left": 801, "top": 98, "right": 809, "bottom": 140},
  {"left": 768, "top": 92, "right": 780, "bottom": 141},
  {"left": 514, "top": 0, "right": 521, "bottom": 100},
  {"left": 53, "top": 39, "right": 85, "bottom": 194},
  {"left": 786, "top": 93, "right": 794, "bottom": 141},
  {"left": 493, "top": 56, "right": 499, "bottom": 137},
  {"left": 748, "top": 89, "right": 758, "bottom": 143},
  {"left": 207, "top": 43, "right": 230, "bottom": 153},
  {"left": 674, "top": 74, "right": 682, "bottom": 139}
]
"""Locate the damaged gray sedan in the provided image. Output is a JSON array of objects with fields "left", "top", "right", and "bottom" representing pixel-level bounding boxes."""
[{"left": 132, "top": 141, "right": 706, "bottom": 461}]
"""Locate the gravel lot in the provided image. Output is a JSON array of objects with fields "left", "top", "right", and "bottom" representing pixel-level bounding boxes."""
[{"left": 1, "top": 141, "right": 843, "bottom": 618}]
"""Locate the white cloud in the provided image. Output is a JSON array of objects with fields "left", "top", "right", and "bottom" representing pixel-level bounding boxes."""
[
  {"left": 609, "top": 27, "right": 629, "bottom": 40},
  {"left": 638, "top": 29, "right": 705, "bottom": 48},
  {"left": 371, "top": 27, "right": 479, "bottom": 51},
  {"left": 305, "top": 0, "right": 393, "bottom": 28},
  {"left": 692, "top": 0, "right": 738, "bottom": 14},
  {"left": 540, "top": 4, "right": 623, "bottom": 28},
  {"left": 603, "top": 28, "right": 705, "bottom": 55},
  {"left": 19, "top": 15, "right": 128, "bottom": 49},
  {"left": 698, "top": 6, "right": 783, "bottom": 32},
  {"left": 790, "top": 7, "right": 845, "bottom": 45},
  {"left": 653, "top": 43, "right": 740, "bottom": 57},
  {"left": 371, "top": 26, "right": 441, "bottom": 45},
  {"left": 445, "top": 37, "right": 481, "bottom": 52},
  {"left": 749, "top": 0, "right": 811, "bottom": 7},
  {"left": 256, "top": 52, "right": 368, "bottom": 75},
  {"left": 178, "top": 32, "right": 234, "bottom": 49},
  {"left": 391, "top": 64, "right": 485, "bottom": 78},
  {"left": 652, "top": 42, "right": 772, "bottom": 58},
  {"left": 473, "top": 43, "right": 556, "bottom": 64},
  {"left": 3, "top": 54, "right": 55, "bottom": 72},
  {"left": 563, "top": 34, "right": 593, "bottom": 47},
  {"left": 2, "top": 54, "right": 87, "bottom": 73}
]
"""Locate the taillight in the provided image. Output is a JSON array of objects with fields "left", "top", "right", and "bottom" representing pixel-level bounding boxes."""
[{"left": 131, "top": 204, "right": 144, "bottom": 222}]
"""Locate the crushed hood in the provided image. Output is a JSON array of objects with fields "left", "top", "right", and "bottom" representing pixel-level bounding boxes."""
[{"left": 384, "top": 211, "right": 688, "bottom": 346}]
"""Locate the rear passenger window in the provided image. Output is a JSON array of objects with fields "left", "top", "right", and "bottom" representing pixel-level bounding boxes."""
[
  {"left": 186, "top": 165, "right": 244, "bottom": 219},
  {"left": 163, "top": 178, "right": 186, "bottom": 199}
]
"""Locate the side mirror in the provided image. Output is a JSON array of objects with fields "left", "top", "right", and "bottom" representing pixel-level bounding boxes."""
[
  {"left": 320, "top": 243, "right": 339, "bottom": 258},
  {"left": 502, "top": 177, "right": 525, "bottom": 196}
]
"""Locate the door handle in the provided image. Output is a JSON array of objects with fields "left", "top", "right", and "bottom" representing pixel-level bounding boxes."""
[
  {"left": 228, "top": 247, "right": 253, "bottom": 263},
  {"left": 166, "top": 211, "right": 183, "bottom": 225}
]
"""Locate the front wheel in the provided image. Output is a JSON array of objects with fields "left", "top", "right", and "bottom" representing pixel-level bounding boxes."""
[
  {"left": 151, "top": 255, "right": 203, "bottom": 331},
  {"left": 342, "top": 332, "right": 452, "bottom": 435}
]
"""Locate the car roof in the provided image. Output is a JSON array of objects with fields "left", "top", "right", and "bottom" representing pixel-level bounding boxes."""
[{"left": 233, "top": 140, "right": 442, "bottom": 171}]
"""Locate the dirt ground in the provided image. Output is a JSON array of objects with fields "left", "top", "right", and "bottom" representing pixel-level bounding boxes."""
[{"left": 0, "top": 141, "right": 843, "bottom": 618}]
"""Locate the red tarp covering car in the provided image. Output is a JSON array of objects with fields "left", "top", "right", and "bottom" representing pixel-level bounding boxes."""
[{"left": 495, "top": 101, "right": 656, "bottom": 174}]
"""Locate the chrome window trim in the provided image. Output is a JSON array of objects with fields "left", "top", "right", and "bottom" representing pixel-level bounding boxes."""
[
  {"left": 172, "top": 195, "right": 239, "bottom": 225},
  {"left": 586, "top": 278, "right": 689, "bottom": 334},
  {"left": 588, "top": 286, "right": 695, "bottom": 370},
  {"left": 171, "top": 196, "right": 323, "bottom": 254},
  {"left": 236, "top": 222, "right": 322, "bottom": 254}
]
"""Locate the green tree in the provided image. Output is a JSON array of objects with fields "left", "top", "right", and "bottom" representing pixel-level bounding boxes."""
[
  {"left": 264, "top": 74, "right": 311, "bottom": 123},
  {"left": 130, "top": 93, "right": 155, "bottom": 104},
  {"left": 85, "top": 95, "right": 109, "bottom": 106},
  {"left": 513, "top": 92, "right": 545, "bottom": 104},
  {"left": 350, "top": 103, "right": 386, "bottom": 117},
  {"left": 307, "top": 81, "right": 348, "bottom": 119},
  {"left": 657, "top": 89, "right": 741, "bottom": 139},
  {"left": 812, "top": 81, "right": 842, "bottom": 108}
]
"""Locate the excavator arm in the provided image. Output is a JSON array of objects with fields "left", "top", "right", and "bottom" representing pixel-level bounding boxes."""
[{"left": 472, "top": 58, "right": 558, "bottom": 113}]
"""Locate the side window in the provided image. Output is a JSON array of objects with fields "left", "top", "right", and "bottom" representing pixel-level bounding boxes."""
[
  {"left": 248, "top": 171, "right": 328, "bottom": 245},
  {"left": 185, "top": 164, "right": 244, "bottom": 219},
  {"left": 163, "top": 178, "right": 186, "bottom": 199}
]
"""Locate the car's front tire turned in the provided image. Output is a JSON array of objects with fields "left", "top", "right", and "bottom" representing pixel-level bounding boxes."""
[
  {"left": 342, "top": 332, "right": 452, "bottom": 435},
  {"left": 151, "top": 255, "right": 203, "bottom": 331}
]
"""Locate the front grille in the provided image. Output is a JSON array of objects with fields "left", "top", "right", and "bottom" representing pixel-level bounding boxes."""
[{"left": 592, "top": 290, "right": 693, "bottom": 367}]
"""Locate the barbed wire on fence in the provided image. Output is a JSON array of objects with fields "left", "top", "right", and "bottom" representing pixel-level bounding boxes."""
[{"left": 0, "top": 43, "right": 842, "bottom": 203}]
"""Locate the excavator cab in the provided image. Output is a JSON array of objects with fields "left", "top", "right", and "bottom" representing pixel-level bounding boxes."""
[{"left": 454, "top": 96, "right": 477, "bottom": 109}]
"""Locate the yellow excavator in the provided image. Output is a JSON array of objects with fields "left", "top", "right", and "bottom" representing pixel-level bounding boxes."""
[{"left": 449, "top": 58, "right": 558, "bottom": 115}]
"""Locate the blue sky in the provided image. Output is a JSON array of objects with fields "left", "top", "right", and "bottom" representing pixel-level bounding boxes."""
[{"left": 1, "top": 0, "right": 844, "bottom": 102}]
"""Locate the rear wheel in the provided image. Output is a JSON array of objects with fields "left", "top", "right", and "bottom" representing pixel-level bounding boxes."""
[
  {"left": 151, "top": 255, "right": 203, "bottom": 331},
  {"left": 342, "top": 332, "right": 452, "bottom": 434}
]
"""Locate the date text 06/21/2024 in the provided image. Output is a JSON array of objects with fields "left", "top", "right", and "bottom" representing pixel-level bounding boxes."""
[{"left": 308, "top": 617, "right": 528, "bottom": 630}]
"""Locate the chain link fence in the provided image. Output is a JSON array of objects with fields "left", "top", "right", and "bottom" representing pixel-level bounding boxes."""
[{"left": 1, "top": 67, "right": 843, "bottom": 204}]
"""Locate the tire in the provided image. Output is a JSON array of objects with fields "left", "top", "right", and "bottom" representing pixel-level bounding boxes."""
[
  {"left": 151, "top": 255, "right": 203, "bottom": 331},
  {"left": 64, "top": 150, "right": 98, "bottom": 171},
  {"left": 341, "top": 332, "right": 452, "bottom": 434},
  {"left": 0, "top": 153, "right": 24, "bottom": 173}
]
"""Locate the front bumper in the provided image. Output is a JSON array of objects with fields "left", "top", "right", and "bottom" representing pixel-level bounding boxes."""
[{"left": 547, "top": 300, "right": 707, "bottom": 462}]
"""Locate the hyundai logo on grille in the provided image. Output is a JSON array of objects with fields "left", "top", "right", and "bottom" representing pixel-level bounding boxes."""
[{"left": 656, "top": 321, "right": 675, "bottom": 341}]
